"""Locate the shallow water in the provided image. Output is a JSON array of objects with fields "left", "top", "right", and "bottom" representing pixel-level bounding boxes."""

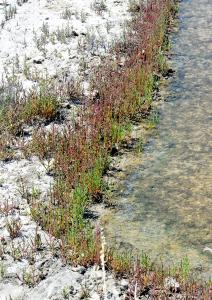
[{"left": 104, "top": 0, "right": 212, "bottom": 277}]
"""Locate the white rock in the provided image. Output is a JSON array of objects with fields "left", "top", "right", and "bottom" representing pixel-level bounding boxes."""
[
  {"left": 120, "top": 278, "right": 128, "bottom": 288},
  {"left": 164, "top": 277, "right": 180, "bottom": 291},
  {"left": 203, "top": 247, "right": 212, "bottom": 254}
]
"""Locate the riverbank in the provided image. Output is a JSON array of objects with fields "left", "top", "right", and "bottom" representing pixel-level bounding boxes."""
[{"left": 0, "top": 0, "right": 211, "bottom": 299}]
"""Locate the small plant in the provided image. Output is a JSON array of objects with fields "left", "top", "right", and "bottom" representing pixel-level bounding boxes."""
[
  {"left": 85, "top": 29, "right": 97, "bottom": 52},
  {"left": 30, "top": 187, "right": 41, "bottom": 200},
  {"left": 134, "top": 136, "right": 144, "bottom": 153},
  {"left": 0, "top": 134, "right": 15, "bottom": 161},
  {"left": 33, "top": 228, "right": 42, "bottom": 251},
  {"left": 41, "top": 22, "right": 50, "bottom": 38},
  {"left": 4, "top": 4, "right": 17, "bottom": 21},
  {"left": 33, "top": 31, "right": 48, "bottom": 52},
  {"left": 106, "top": 21, "right": 112, "bottom": 34},
  {"left": 0, "top": 263, "right": 6, "bottom": 279},
  {"left": 61, "top": 7, "right": 73, "bottom": 19},
  {"left": 17, "top": 0, "right": 29, "bottom": 5},
  {"left": 140, "top": 251, "right": 152, "bottom": 270},
  {"left": 54, "top": 23, "right": 72, "bottom": 43},
  {"left": 146, "top": 111, "right": 160, "bottom": 129},
  {"left": 0, "top": 199, "right": 18, "bottom": 216},
  {"left": 181, "top": 256, "right": 190, "bottom": 279},
  {"left": 10, "top": 242, "right": 23, "bottom": 261},
  {"left": 0, "top": 90, "right": 59, "bottom": 135},
  {"left": 62, "top": 286, "right": 70, "bottom": 299},
  {"left": 157, "top": 51, "right": 169, "bottom": 75},
  {"left": 91, "top": 0, "right": 107, "bottom": 15},
  {"left": 19, "top": 267, "right": 39, "bottom": 287},
  {"left": 79, "top": 283, "right": 90, "bottom": 299},
  {"left": 16, "top": 177, "right": 28, "bottom": 199},
  {"left": 6, "top": 218, "right": 22, "bottom": 239},
  {"left": 67, "top": 77, "right": 83, "bottom": 101},
  {"left": 80, "top": 10, "right": 87, "bottom": 23},
  {"left": 128, "top": 0, "right": 141, "bottom": 13},
  {"left": 23, "top": 56, "right": 31, "bottom": 79},
  {"left": 79, "top": 56, "right": 88, "bottom": 72}
]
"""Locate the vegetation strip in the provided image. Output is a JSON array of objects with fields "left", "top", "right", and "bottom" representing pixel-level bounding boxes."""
[
  {"left": 28, "top": 0, "right": 178, "bottom": 264},
  {"left": 0, "top": 0, "right": 211, "bottom": 298}
]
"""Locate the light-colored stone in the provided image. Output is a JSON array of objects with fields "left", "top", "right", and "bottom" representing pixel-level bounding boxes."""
[{"left": 164, "top": 277, "right": 180, "bottom": 291}]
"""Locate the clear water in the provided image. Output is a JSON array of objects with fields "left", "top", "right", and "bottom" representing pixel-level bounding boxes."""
[{"left": 103, "top": 0, "right": 212, "bottom": 278}]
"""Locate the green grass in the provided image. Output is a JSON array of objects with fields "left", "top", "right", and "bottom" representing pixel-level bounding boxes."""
[
  {"left": 146, "top": 111, "right": 160, "bottom": 129},
  {"left": 0, "top": 92, "right": 59, "bottom": 136}
]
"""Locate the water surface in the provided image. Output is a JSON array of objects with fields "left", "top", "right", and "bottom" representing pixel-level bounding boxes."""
[{"left": 104, "top": 0, "right": 212, "bottom": 277}]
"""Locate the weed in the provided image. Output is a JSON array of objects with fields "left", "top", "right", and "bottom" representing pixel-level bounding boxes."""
[
  {"left": 4, "top": 4, "right": 17, "bottom": 21},
  {"left": 0, "top": 200, "right": 18, "bottom": 216},
  {"left": 0, "top": 134, "right": 15, "bottom": 161},
  {"left": 140, "top": 251, "right": 152, "bottom": 271},
  {"left": 10, "top": 241, "right": 23, "bottom": 261},
  {"left": 33, "top": 230, "right": 42, "bottom": 251},
  {"left": 91, "top": 0, "right": 107, "bottom": 15},
  {"left": 106, "top": 20, "right": 112, "bottom": 34},
  {"left": 107, "top": 251, "right": 132, "bottom": 275},
  {"left": 146, "top": 111, "right": 160, "bottom": 129},
  {"left": 19, "top": 267, "right": 39, "bottom": 287},
  {"left": 181, "top": 256, "right": 190, "bottom": 279},
  {"left": 128, "top": 0, "right": 141, "bottom": 13},
  {"left": 54, "top": 23, "right": 73, "bottom": 44},
  {"left": 0, "top": 91, "right": 59, "bottom": 136},
  {"left": 134, "top": 136, "right": 144, "bottom": 153},
  {"left": 79, "top": 283, "right": 90, "bottom": 299},
  {"left": 62, "top": 286, "right": 70, "bottom": 299},
  {"left": 0, "top": 263, "right": 6, "bottom": 279},
  {"left": 41, "top": 22, "right": 50, "bottom": 38},
  {"left": 6, "top": 218, "right": 22, "bottom": 239},
  {"left": 17, "top": 0, "right": 29, "bottom": 5},
  {"left": 0, "top": 239, "right": 6, "bottom": 259},
  {"left": 157, "top": 51, "right": 169, "bottom": 75},
  {"left": 80, "top": 10, "right": 87, "bottom": 23},
  {"left": 16, "top": 177, "right": 28, "bottom": 199},
  {"left": 61, "top": 7, "right": 73, "bottom": 20}
]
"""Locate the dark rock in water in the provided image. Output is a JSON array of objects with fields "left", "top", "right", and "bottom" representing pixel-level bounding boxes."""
[
  {"left": 111, "top": 144, "right": 119, "bottom": 156},
  {"left": 165, "top": 68, "right": 175, "bottom": 77},
  {"left": 110, "top": 145, "right": 119, "bottom": 156}
]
